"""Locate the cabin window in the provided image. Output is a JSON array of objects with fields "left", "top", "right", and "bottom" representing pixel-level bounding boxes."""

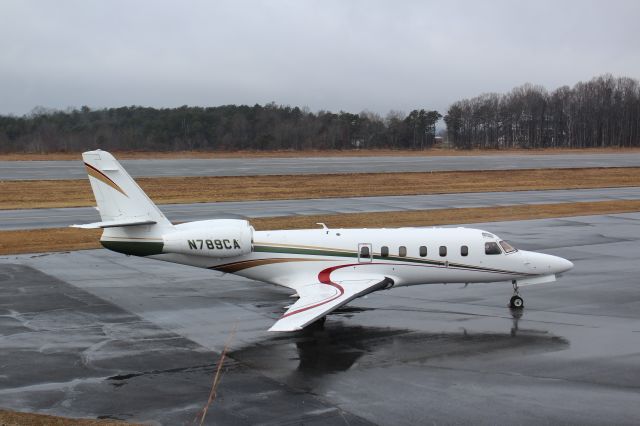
[
  {"left": 499, "top": 240, "right": 517, "bottom": 253},
  {"left": 399, "top": 246, "right": 407, "bottom": 257},
  {"left": 461, "top": 245, "right": 469, "bottom": 256},
  {"left": 360, "top": 245, "right": 370, "bottom": 258},
  {"left": 485, "top": 242, "right": 502, "bottom": 255},
  {"left": 381, "top": 246, "right": 389, "bottom": 257},
  {"left": 419, "top": 246, "right": 427, "bottom": 257},
  {"left": 439, "top": 246, "right": 447, "bottom": 257}
]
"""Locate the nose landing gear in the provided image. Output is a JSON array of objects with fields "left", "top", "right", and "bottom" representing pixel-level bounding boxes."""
[{"left": 509, "top": 280, "right": 524, "bottom": 309}]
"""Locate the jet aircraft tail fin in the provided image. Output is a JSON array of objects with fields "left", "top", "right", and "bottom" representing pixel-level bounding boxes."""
[{"left": 77, "top": 150, "right": 173, "bottom": 233}]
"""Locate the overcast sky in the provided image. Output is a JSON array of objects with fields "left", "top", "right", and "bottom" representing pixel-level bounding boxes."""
[{"left": 1, "top": 0, "right": 639, "bottom": 116}]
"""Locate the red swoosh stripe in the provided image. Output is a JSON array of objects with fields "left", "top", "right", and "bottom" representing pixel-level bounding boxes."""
[{"left": 282, "top": 263, "right": 361, "bottom": 318}]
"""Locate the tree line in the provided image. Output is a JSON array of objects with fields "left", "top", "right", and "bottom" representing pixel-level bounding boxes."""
[
  {"left": 0, "top": 103, "right": 441, "bottom": 153},
  {"left": 0, "top": 74, "right": 638, "bottom": 153},
  {"left": 444, "top": 74, "right": 640, "bottom": 149}
]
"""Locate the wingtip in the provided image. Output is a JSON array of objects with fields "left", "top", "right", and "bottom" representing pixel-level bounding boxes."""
[
  {"left": 70, "top": 224, "right": 95, "bottom": 229},
  {"left": 268, "top": 322, "right": 302, "bottom": 332}
]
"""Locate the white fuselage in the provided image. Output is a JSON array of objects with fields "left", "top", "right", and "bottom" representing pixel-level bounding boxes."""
[{"left": 142, "top": 224, "right": 572, "bottom": 291}]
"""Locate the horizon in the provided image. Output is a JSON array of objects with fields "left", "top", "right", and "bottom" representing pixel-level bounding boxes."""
[{"left": 2, "top": 72, "right": 634, "bottom": 121}]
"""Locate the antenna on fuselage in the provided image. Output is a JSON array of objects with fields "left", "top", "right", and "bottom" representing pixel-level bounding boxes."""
[{"left": 316, "top": 222, "right": 329, "bottom": 234}]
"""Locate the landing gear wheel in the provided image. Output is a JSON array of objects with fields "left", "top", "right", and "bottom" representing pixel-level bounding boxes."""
[
  {"left": 510, "top": 295, "right": 524, "bottom": 309},
  {"left": 509, "top": 280, "right": 524, "bottom": 310},
  {"left": 308, "top": 316, "right": 327, "bottom": 330},
  {"left": 317, "top": 316, "right": 327, "bottom": 327}
]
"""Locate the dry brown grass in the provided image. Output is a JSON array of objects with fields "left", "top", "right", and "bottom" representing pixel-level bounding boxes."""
[
  {"left": 2, "top": 147, "right": 640, "bottom": 161},
  {"left": 2, "top": 167, "right": 640, "bottom": 210},
  {"left": 0, "top": 228, "right": 101, "bottom": 254},
  {"left": 0, "top": 409, "right": 139, "bottom": 426},
  {"left": 2, "top": 200, "right": 639, "bottom": 255}
]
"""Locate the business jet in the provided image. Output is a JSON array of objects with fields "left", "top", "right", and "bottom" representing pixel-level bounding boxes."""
[{"left": 74, "top": 150, "right": 573, "bottom": 332}]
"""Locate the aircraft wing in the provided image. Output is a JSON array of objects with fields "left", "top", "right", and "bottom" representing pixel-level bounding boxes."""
[{"left": 268, "top": 276, "right": 393, "bottom": 332}]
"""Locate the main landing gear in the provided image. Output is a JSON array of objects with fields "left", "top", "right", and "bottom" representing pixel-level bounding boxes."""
[
  {"left": 509, "top": 280, "right": 524, "bottom": 309},
  {"left": 308, "top": 316, "right": 327, "bottom": 330}
]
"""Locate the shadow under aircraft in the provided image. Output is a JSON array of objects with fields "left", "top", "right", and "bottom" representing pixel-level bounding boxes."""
[{"left": 229, "top": 309, "right": 569, "bottom": 392}]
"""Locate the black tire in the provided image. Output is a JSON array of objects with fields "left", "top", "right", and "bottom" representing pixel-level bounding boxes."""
[
  {"left": 308, "top": 316, "right": 327, "bottom": 330},
  {"left": 510, "top": 295, "right": 524, "bottom": 309}
]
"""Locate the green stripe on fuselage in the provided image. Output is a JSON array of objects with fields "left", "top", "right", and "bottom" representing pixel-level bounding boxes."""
[
  {"left": 253, "top": 244, "right": 524, "bottom": 275},
  {"left": 254, "top": 244, "right": 359, "bottom": 259},
  {"left": 101, "top": 240, "right": 164, "bottom": 256},
  {"left": 253, "top": 244, "right": 441, "bottom": 266}
]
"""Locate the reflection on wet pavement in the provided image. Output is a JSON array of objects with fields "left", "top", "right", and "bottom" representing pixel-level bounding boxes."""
[{"left": 231, "top": 318, "right": 568, "bottom": 391}]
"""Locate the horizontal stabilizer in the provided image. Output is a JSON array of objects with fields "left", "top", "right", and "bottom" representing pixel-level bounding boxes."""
[{"left": 70, "top": 219, "right": 157, "bottom": 229}]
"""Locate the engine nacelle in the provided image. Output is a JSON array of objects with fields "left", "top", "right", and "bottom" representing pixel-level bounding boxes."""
[{"left": 162, "top": 219, "right": 253, "bottom": 258}]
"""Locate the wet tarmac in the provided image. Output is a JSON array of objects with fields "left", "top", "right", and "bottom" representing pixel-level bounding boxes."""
[
  {"left": 1, "top": 212, "right": 640, "bottom": 425},
  {"left": 3, "top": 152, "right": 640, "bottom": 180},
  {"left": 3, "top": 186, "right": 640, "bottom": 230}
]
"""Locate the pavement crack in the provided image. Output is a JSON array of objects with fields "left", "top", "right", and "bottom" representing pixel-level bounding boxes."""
[{"left": 106, "top": 363, "right": 217, "bottom": 382}]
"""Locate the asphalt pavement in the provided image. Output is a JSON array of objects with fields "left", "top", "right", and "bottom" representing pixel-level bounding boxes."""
[
  {"left": 3, "top": 152, "right": 640, "bottom": 180},
  {"left": 1, "top": 212, "right": 639, "bottom": 424},
  {"left": 3, "top": 186, "right": 640, "bottom": 230}
]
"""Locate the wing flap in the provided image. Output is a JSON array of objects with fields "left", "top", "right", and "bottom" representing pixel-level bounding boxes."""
[{"left": 269, "top": 276, "right": 393, "bottom": 332}]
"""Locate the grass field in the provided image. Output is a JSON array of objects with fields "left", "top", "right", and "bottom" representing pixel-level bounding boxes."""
[
  {"left": 2, "top": 167, "right": 640, "bottom": 210},
  {"left": 0, "top": 409, "right": 137, "bottom": 426},
  {"left": 1, "top": 147, "right": 639, "bottom": 161},
  {"left": 2, "top": 200, "right": 639, "bottom": 255}
]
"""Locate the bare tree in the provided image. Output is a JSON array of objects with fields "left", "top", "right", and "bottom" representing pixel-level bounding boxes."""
[{"left": 445, "top": 75, "right": 640, "bottom": 149}]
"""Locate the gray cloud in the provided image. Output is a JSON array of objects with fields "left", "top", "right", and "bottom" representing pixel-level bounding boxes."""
[{"left": 1, "top": 0, "right": 639, "bottom": 115}]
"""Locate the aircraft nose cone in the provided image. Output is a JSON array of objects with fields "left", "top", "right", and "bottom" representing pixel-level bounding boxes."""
[
  {"left": 523, "top": 251, "right": 574, "bottom": 274},
  {"left": 551, "top": 256, "right": 574, "bottom": 274}
]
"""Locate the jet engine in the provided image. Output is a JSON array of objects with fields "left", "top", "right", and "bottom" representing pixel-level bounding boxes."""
[{"left": 163, "top": 219, "right": 253, "bottom": 258}]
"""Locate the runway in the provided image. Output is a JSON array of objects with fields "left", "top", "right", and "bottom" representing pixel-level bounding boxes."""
[
  {"left": 2, "top": 186, "right": 640, "bottom": 230},
  {"left": 1, "top": 212, "right": 639, "bottom": 424},
  {"left": 3, "top": 152, "right": 640, "bottom": 180}
]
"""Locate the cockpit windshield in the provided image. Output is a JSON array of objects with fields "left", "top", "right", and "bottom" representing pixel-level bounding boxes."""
[{"left": 499, "top": 240, "right": 517, "bottom": 253}]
